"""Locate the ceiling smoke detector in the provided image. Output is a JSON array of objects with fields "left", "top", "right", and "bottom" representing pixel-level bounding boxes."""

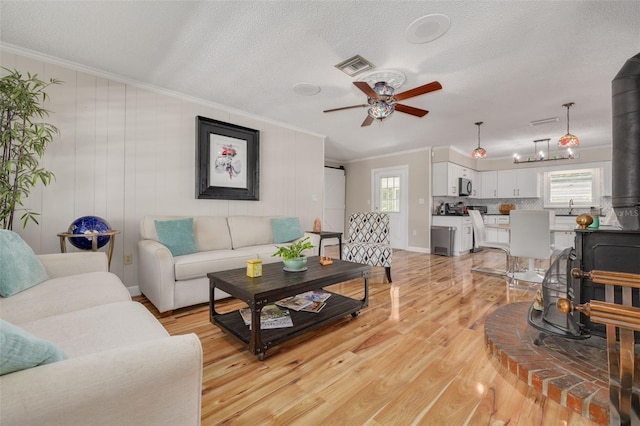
[{"left": 335, "top": 55, "right": 375, "bottom": 77}]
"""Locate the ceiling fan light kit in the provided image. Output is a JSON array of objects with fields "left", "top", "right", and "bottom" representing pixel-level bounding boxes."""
[
  {"left": 471, "top": 121, "right": 487, "bottom": 159},
  {"left": 368, "top": 102, "right": 394, "bottom": 120},
  {"left": 558, "top": 102, "right": 580, "bottom": 148},
  {"left": 324, "top": 79, "right": 442, "bottom": 127}
]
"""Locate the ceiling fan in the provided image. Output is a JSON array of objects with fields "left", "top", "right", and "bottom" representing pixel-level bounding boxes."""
[{"left": 323, "top": 80, "right": 442, "bottom": 127}]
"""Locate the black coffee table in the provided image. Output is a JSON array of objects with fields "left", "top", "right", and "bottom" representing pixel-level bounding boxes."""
[{"left": 208, "top": 257, "right": 370, "bottom": 360}]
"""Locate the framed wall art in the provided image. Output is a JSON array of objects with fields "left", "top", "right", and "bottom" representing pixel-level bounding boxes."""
[{"left": 196, "top": 116, "right": 260, "bottom": 200}]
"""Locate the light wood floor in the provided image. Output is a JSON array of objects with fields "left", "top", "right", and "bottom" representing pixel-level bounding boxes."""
[{"left": 136, "top": 247, "right": 598, "bottom": 425}]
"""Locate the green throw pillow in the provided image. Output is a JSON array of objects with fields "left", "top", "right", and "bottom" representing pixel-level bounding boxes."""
[
  {"left": 0, "top": 320, "right": 68, "bottom": 375},
  {"left": 271, "top": 217, "right": 304, "bottom": 243},
  {"left": 0, "top": 230, "right": 49, "bottom": 297},
  {"left": 154, "top": 218, "right": 198, "bottom": 256}
]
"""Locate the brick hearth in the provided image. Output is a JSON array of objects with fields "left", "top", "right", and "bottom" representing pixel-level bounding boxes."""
[{"left": 484, "top": 302, "right": 610, "bottom": 425}]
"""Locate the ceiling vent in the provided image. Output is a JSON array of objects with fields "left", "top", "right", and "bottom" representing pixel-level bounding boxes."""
[
  {"left": 335, "top": 55, "right": 375, "bottom": 77},
  {"left": 529, "top": 117, "right": 559, "bottom": 126}
]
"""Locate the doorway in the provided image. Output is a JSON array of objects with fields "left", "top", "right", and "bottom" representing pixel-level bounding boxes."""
[{"left": 372, "top": 166, "right": 408, "bottom": 249}]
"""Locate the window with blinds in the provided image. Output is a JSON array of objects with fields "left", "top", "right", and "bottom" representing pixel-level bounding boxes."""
[{"left": 543, "top": 168, "right": 600, "bottom": 208}]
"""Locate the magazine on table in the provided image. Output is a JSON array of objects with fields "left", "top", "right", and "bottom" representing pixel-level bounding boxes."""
[
  {"left": 296, "top": 290, "right": 331, "bottom": 302},
  {"left": 239, "top": 304, "right": 293, "bottom": 329},
  {"left": 275, "top": 290, "right": 331, "bottom": 312},
  {"left": 275, "top": 296, "right": 314, "bottom": 311},
  {"left": 301, "top": 300, "right": 326, "bottom": 313}
]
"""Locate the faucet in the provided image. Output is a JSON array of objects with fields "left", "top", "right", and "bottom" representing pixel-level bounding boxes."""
[{"left": 569, "top": 199, "right": 574, "bottom": 215}]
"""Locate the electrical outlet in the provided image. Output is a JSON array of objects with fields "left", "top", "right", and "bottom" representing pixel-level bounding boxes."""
[
  {"left": 413, "top": 229, "right": 417, "bottom": 236},
  {"left": 124, "top": 254, "right": 133, "bottom": 265}
]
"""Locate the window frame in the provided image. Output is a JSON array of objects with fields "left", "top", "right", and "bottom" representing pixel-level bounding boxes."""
[
  {"left": 542, "top": 167, "right": 601, "bottom": 209},
  {"left": 379, "top": 175, "right": 400, "bottom": 213}
]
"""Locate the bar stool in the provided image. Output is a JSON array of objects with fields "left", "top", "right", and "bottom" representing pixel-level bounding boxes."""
[
  {"left": 508, "top": 210, "right": 553, "bottom": 286},
  {"left": 469, "top": 209, "right": 510, "bottom": 276}
]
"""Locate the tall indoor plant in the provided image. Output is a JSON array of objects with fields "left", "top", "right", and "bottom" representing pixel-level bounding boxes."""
[{"left": 1, "top": 68, "right": 60, "bottom": 230}]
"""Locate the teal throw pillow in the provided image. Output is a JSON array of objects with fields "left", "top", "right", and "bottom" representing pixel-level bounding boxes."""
[
  {"left": 0, "top": 320, "right": 68, "bottom": 375},
  {"left": 154, "top": 218, "right": 198, "bottom": 256},
  {"left": 271, "top": 217, "right": 304, "bottom": 243},
  {"left": 0, "top": 229, "right": 49, "bottom": 297}
]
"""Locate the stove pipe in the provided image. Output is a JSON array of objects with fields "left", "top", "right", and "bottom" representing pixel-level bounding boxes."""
[{"left": 612, "top": 52, "right": 640, "bottom": 230}]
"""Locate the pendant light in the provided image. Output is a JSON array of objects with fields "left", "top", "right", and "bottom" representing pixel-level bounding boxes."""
[
  {"left": 558, "top": 102, "right": 579, "bottom": 148},
  {"left": 471, "top": 121, "right": 487, "bottom": 159}
]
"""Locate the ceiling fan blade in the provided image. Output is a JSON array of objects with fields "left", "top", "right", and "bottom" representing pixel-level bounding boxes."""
[
  {"left": 353, "top": 81, "right": 380, "bottom": 99},
  {"left": 323, "top": 104, "right": 368, "bottom": 113},
  {"left": 395, "top": 104, "right": 429, "bottom": 117},
  {"left": 361, "top": 115, "right": 374, "bottom": 127},
  {"left": 393, "top": 81, "right": 442, "bottom": 101}
]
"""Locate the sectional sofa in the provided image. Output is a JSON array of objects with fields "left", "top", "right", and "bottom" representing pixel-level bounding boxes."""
[{"left": 0, "top": 234, "right": 202, "bottom": 426}]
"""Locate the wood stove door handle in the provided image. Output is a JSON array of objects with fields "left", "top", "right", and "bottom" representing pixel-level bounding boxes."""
[{"left": 571, "top": 268, "right": 640, "bottom": 289}]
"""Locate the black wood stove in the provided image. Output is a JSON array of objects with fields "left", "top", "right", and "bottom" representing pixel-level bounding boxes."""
[{"left": 529, "top": 229, "right": 640, "bottom": 341}]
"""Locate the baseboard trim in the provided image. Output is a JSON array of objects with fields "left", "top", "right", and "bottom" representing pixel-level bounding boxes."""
[
  {"left": 127, "top": 285, "right": 141, "bottom": 297},
  {"left": 406, "top": 246, "right": 430, "bottom": 254}
]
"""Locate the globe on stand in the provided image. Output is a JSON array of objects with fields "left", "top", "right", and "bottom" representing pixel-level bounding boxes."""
[{"left": 67, "top": 216, "right": 112, "bottom": 250}]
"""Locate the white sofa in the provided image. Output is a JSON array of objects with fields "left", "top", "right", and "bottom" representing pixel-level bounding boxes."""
[
  {"left": 0, "top": 252, "right": 203, "bottom": 426},
  {"left": 138, "top": 215, "right": 320, "bottom": 314}
]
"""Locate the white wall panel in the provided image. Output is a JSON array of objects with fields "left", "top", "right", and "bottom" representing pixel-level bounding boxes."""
[
  {"left": 41, "top": 63, "right": 78, "bottom": 255},
  {"left": 106, "top": 81, "right": 127, "bottom": 280},
  {"left": 5, "top": 52, "right": 324, "bottom": 289},
  {"left": 94, "top": 77, "right": 110, "bottom": 218},
  {"left": 74, "top": 72, "right": 98, "bottom": 216}
]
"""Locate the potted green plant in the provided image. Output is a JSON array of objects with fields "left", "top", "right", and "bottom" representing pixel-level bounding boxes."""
[
  {"left": 1, "top": 68, "right": 60, "bottom": 230},
  {"left": 271, "top": 236, "right": 314, "bottom": 271}
]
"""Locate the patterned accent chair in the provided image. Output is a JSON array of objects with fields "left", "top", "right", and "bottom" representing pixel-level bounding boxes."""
[{"left": 342, "top": 212, "right": 392, "bottom": 282}]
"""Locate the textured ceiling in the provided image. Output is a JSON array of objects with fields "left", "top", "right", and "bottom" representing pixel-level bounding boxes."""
[{"left": 1, "top": 1, "right": 639, "bottom": 162}]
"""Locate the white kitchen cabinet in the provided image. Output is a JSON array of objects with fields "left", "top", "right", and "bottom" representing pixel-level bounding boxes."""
[
  {"left": 480, "top": 171, "right": 498, "bottom": 198},
  {"left": 495, "top": 216, "right": 510, "bottom": 243},
  {"left": 432, "top": 215, "right": 473, "bottom": 255},
  {"left": 553, "top": 216, "right": 577, "bottom": 249},
  {"left": 461, "top": 218, "right": 473, "bottom": 252},
  {"left": 497, "top": 170, "right": 516, "bottom": 198},
  {"left": 497, "top": 168, "right": 539, "bottom": 198},
  {"left": 432, "top": 162, "right": 482, "bottom": 198},
  {"left": 432, "top": 162, "right": 461, "bottom": 196},
  {"left": 554, "top": 231, "right": 575, "bottom": 250},
  {"left": 484, "top": 215, "right": 509, "bottom": 243},
  {"left": 432, "top": 162, "right": 446, "bottom": 196}
]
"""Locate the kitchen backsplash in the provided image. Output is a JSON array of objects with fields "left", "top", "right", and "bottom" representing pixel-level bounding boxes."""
[{"left": 434, "top": 196, "right": 612, "bottom": 216}]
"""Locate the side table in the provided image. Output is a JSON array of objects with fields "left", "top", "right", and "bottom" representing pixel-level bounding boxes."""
[
  {"left": 57, "top": 230, "right": 120, "bottom": 270},
  {"left": 307, "top": 231, "right": 343, "bottom": 259}
]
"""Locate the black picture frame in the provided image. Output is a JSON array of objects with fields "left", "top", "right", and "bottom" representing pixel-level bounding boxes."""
[{"left": 196, "top": 116, "right": 260, "bottom": 200}]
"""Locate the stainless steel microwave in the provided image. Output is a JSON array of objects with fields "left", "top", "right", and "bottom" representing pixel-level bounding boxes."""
[{"left": 458, "top": 178, "right": 472, "bottom": 196}]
